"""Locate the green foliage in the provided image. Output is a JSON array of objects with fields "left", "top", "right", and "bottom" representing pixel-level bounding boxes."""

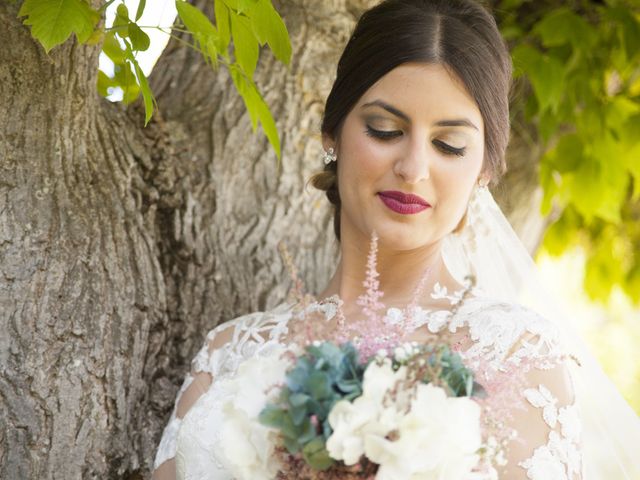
[
  {"left": 425, "top": 345, "right": 485, "bottom": 398},
  {"left": 18, "top": 0, "right": 100, "bottom": 52},
  {"left": 498, "top": 1, "right": 640, "bottom": 304},
  {"left": 174, "top": 0, "right": 290, "bottom": 158},
  {"left": 258, "top": 341, "right": 483, "bottom": 470},
  {"left": 258, "top": 342, "right": 365, "bottom": 470},
  {"left": 17, "top": 0, "right": 291, "bottom": 156}
]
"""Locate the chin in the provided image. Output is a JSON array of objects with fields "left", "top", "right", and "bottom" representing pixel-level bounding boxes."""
[{"left": 374, "top": 225, "right": 435, "bottom": 252}]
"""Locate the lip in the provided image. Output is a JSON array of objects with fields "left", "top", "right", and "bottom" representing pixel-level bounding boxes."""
[{"left": 378, "top": 190, "right": 431, "bottom": 215}]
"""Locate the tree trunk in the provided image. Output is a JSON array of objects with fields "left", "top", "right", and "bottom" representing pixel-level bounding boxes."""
[{"left": 0, "top": 0, "right": 544, "bottom": 478}]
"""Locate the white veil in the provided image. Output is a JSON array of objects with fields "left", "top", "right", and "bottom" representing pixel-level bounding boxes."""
[{"left": 441, "top": 186, "right": 640, "bottom": 479}]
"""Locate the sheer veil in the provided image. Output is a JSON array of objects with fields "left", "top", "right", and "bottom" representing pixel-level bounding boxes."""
[{"left": 441, "top": 186, "right": 640, "bottom": 479}]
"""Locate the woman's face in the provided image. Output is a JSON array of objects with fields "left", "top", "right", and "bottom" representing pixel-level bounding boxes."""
[{"left": 328, "top": 62, "right": 486, "bottom": 251}]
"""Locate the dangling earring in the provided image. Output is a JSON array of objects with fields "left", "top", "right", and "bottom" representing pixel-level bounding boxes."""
[
  {"left": 454, "top": 179, "right": 488, "bottom": 234},
  {"left": 322, "top": 147, "right": 337, "bottom": 164}
]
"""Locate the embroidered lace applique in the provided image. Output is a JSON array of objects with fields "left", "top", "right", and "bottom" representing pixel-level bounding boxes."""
[{"left": 519, "top": 385, "right": 582, "bottom": 480}]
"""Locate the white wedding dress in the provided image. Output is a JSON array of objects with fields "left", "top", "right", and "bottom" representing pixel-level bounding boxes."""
[{"left": 153, "top": 290, "right": 583, "bottom": 480}]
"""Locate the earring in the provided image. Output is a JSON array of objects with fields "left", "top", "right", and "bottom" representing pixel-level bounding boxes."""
[{"left": 322, "top": 147, "right": 337, "bottom": 164}]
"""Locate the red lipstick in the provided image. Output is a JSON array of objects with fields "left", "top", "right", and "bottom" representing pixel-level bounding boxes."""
[{"left": 378, "top": 190, "right": 431, "bottom": 215}]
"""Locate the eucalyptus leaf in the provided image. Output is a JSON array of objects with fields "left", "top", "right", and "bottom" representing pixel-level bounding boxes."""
[{"left": 302, "top": 437, "right": 334, "bottom": 471}]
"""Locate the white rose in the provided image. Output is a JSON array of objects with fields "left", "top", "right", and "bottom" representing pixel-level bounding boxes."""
[
  {"left": 218, "top": 346, "right": 292, "bottom": 480},
  {"left": 365, "top": 384, "right": 482, "bottom": 480},
  {"left": 327, "top": 360, "right": 406, "bottom": 465},
  {"left": 362, "top": 359, "right": 407, "bottom": 403}
]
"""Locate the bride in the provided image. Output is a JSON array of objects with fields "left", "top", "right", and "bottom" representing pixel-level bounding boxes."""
[{"left": 152, "top": 0, "right": 640, "bottom": 479}]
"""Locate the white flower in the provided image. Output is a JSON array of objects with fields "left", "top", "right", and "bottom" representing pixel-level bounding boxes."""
[
  {"left": 326, "top": 360, "right": 406, "bottom": 465},
  {"left": 326, "top": 396, "right": 384, "bottom": 465},
  {"left": 218, "top": 346, "right": 292, "bottom": 480},
  {"left": 365, "top": 384, "right": 482, "bottom": 480}
]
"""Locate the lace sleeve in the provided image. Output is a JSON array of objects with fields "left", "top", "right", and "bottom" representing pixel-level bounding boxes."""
[
  {"left": 151, "top": 321, "right": 237, "bottom": 480},
  {"left": 498, "top": 333, "right": 582, "bottom": 479}
]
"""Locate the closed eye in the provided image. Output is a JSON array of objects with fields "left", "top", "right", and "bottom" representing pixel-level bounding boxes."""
[
  {"left": 366, "top": 126, "right": 466, "bottom": 157},
  {"left": 432, "top": 139, "right": 466, "bottom": 157},
  {"left": 365, "top": 125, "right": 402, "bottom": 140}
]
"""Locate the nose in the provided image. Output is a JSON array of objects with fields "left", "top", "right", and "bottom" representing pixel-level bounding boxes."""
[{"left": 393, "top": 136, "right": 430, "bottom": 184}]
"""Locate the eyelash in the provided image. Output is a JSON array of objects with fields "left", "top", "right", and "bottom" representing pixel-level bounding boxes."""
[{"left": 365, "top": 126, "right": 466, "bottom": 157}]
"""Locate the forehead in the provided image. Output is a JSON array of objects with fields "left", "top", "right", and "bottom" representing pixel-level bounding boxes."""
[{"left": 357, "top": 63, "right": 483, "bottom": 126}]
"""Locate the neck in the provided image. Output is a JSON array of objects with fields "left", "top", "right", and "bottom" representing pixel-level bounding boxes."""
[{"left": 317, "top": 231, "right": 449, "bottom": 309}]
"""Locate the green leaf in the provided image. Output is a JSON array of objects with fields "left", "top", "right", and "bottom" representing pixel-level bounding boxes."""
[
  {"left": 258, "top": 405, "right": 286, "bottom": 428},
  {"left": 112, "top": 61, "right": 140, "bottom": 104},
  {"left": 128, "top": 23, "right": 150, "bottom": 51},
  {"left": 230, "top": 65, "right": 281, "bottom": 158},
  {"left": 511, "top": 44, "right": 565, "bottom": 115},
  {"left": 545, "top": 134, "right": 583, "bottom": 174},
  {"left": 114, "top": 3, "right": 130, "bottom": 37},
  {"left": 176, "top": 1, "right": 218, "bottom": 37},
  {"left": 564, "top": 146, "right": 629, "bottom": 223},
  {"left": 214, "top": 0, "right": 232, "bottom": 54},
  {"left": 249, "top": 0, "right": 291, "bottom": 64},
  {"left": 533, "top": 8, "right": 596, "bottom": 51},
  {"left": 230, "top": 12, "right": 259, "bottom": 77},
  {"left": 18, "top": 0, "right": 100, "bottom": 52},
  {"left": 123, "top": 42, "right": 156, "bottom": 125},
  {"left": 132, "top": 59, "right": 155, "bottom": 125},
  {"left": 135, "top": 0, "right": 146, "bottom": 22},
  {"left": 102, "top": 31, "right": 127, "bottom": 64},
  {"left": 97, "top": 70, "right": 117, "bottom": 97},
  {"left": 305, "top": 372, "right": 332, "bottom": 400},
  {"left": 302, "top": 437, "right": 334, "bottom": 471},
  {"left": 176, "top": 0, "right": 219, "bottom": 66},
  {"left": 236, "top": 0, "right": 258, "bottom": 14}
]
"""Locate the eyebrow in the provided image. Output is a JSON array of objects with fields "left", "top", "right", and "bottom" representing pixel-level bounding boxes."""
[{"left": 361, "top": 99, "right": 479, "bottom": 131}]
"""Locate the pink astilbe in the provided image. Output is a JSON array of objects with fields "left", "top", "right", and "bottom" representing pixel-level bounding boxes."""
[
  {"left": 401, "top": 264, "right": 434, "bottom": 330},
  {"left": 356, "top": 231, "right": 386, "bottom": 321},
  {"left": 468, "top": 354, "right": 536, "bottom": 463},
  {"left": 346, "top": 232, "right": 397, "bottom": 359}
]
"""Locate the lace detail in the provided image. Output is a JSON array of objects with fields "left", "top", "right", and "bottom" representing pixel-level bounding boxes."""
[
  {"left": 154, "top": 295, "right": 583, "bottom": 479},
  {"left": 519, "top": 386, "right": 582, "bottom": 479}
]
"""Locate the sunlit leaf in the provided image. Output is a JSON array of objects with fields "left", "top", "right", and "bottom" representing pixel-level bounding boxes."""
[
  {"left": 102, "top": 31, "right": 127, "bottom": 63},
  {"left": 534, "top": 8, "right": 596, "bottom": 51},
  {"left": 114, "top": 3, "right": 130, "bottom": 38},
  {"left": 230, "top": 11, "right": 259, "bottom": 77},
  {"left": 176, "top": 1, "right": 217, "bottom": 37},
  {"left": 214, "top": 0, "right": 231, "bottom": 54},
  {"left": 249, "top": 0, "right": 291, "bottom": 64},
  {"left": 97, "top": 70, "right": 117, "bottom": 97},
  {"left": 128, "top": 23, "right": 150, "bottom": 52},
  {"left": 18, "top": 0, "right": 100, "bottom": 52},
  {"left": 135, "top": 0, "right": 146, "bottom": 22},
  {"left": 131, "top": 57, "right": 155, "bottom": 125},
  {"left": 230, "top": 65, "right": 281, "bottom": 158}
]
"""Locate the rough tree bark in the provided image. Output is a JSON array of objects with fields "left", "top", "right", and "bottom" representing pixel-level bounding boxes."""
[{"left": 0, "top": 0, "right": 545, "bottom": 478}]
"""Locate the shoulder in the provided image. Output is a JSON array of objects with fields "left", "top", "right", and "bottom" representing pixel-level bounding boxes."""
[
  {"left": 191, "top": 301, "right": 296, "bottom": 375},
  {"left": 454, "top": 295, "right": 565, "bottom": 368}
]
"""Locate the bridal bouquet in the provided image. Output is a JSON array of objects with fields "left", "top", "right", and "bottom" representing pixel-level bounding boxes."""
[
  {"left": 217, "top": 233, "right": 513, "bottom": 479},
  {"left": 258, "top": 340, "right": 487, "bottom": 480}
]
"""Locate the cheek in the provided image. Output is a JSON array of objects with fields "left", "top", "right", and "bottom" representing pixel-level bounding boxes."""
[
  {"left": 433, "top": 156, "right": 483, "bottom": 215},
  {"left": 339, "top": 132, "right": 388, "bottom": 193}
]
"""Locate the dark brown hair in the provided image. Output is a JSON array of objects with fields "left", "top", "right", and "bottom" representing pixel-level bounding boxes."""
[{"left": 311, "top": 0, "right": 512, "bottom": 241}]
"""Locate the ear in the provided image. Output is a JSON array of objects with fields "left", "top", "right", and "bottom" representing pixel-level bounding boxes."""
[
  {"left": 321, "top": 133, "right": 336, "bottom": 154},
  {"left": 477, "top": 172, "right": 491, "bottom": 187}
]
